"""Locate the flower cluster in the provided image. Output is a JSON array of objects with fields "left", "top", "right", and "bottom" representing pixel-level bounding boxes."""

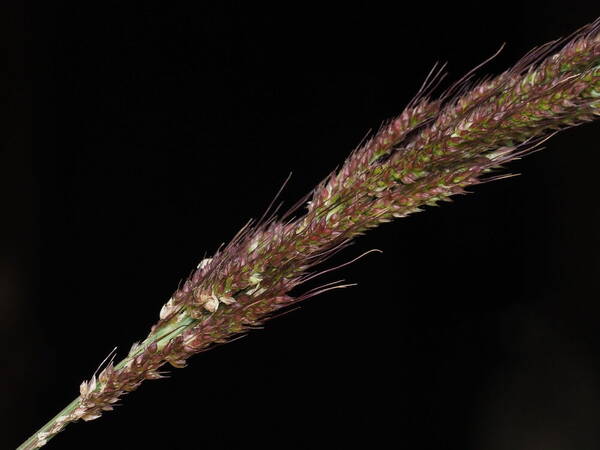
[{"left": 21, "top": 17, "right": 600, "bottom": 450}]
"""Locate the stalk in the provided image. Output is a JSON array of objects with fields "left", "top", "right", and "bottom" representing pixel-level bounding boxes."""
[{"left": 19, "top": 17, "right": 600, "bottom": 449}]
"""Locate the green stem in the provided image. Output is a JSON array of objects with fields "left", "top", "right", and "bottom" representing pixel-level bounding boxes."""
[
  {"left": 17, "top": 398, "right": 81, "bottom": 450},
  {"left": 17, "top": 314, "right": 198, "bottom": 449}
]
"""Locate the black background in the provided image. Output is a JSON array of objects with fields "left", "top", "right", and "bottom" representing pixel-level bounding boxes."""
[{"left": 5, "top": 2, "right": 600, "bottom": 449}]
